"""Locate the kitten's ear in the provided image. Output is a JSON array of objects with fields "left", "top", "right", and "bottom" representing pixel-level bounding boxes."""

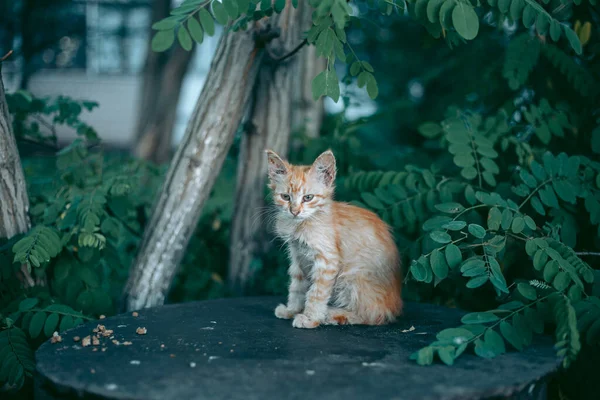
[
  {"left": 310, "top": 149, "right": 336, "bottom": 187},
  {"left": 266, "top": 149, "right": 289, "bottom": 181}
]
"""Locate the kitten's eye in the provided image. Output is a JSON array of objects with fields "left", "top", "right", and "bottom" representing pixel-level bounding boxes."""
[
  {"left": 303, "top": 194, "right": 314, "bottom": 202},
  {"left": 281, "top": 194, "right": 291, "bottom": 201}
]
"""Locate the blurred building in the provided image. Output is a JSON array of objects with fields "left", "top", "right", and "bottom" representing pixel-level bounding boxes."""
[
  {"left": 1, "top": 0, "right": 221, "bottom": 148},
  {"left": 1, "top": 0, "right": 372, "bottom": 150}
]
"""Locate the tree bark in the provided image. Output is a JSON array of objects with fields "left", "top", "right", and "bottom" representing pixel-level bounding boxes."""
[
  {"left": 0, "top": 60, "right": 31, "bottom": 239},
  {"left": 291, "top": 43, "right": 325, "bottom": 139},
  {"left": 1, "top": 56, "right": 35, "bottom": 287},
  {"left": 133, "top": 0, "right": 194, "bottom": 164},
  {"left": 228, "top": 1, "right": 316, "bottom": 294},
  {"left": 122, "top": 18, "right": 279, "bottom": 311},
  {"left": 134, "top": 45, "right": 195, "bottom": 164}
]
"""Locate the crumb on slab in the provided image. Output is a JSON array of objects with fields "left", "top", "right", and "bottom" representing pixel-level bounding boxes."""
[
  {"left": 82, "top": 336, "right": 91, "bottom": 347},
  {"left": 132, "top": 312, "right": 139, "bottom": 317},
  {"left": 73, "top": 336, "right": 81, "bottom": 342},
  {"left": 136, "top": 327, "right": 147, "bottom": 335},
  {"left": 99, "top": 315, "right": 106, "bottom": 319},
  {"left": 51, "top": 332, "right": 62, "bottom": 344}
]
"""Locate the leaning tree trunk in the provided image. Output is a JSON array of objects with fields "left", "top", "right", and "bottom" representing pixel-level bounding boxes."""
[
  {"left": 228, "top": 0, "right": 318, "bottom": 294},
  {"left": 0, "top": 55, "right": 35, "bottom": 287},
  {"left": 0, "top": 59, "right": 30, "bottom": 238},
  {"left": 121, "top": 16, "right": 286, "bottom": 311},
  {"left": 134, "top": 45, "right": 195, "bottom": 163}
]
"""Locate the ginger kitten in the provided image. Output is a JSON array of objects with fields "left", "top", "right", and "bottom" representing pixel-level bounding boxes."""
[{"left": 266, "top": 149, "right": 403, "bottom": 329}]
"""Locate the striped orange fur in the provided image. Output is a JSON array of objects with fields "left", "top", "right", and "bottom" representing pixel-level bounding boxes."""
[{"left": 266, "top": 149, "right": 403, "bottom": 329}]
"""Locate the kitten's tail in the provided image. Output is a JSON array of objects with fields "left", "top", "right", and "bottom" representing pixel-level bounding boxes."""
[{"left": 325, "top": 306, "right": 399, "bottom": 326}]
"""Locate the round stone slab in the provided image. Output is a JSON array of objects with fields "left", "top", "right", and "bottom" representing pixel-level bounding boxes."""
[{"left": 35, "top": 297, "right": 559, "bottom": 400}]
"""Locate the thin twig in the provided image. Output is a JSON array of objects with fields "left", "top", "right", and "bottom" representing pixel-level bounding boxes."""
[
  {"left": 268, "top": 39, "right": 308, "bottom": 63},
  {"left": 0, "top": 50, "right": 13, "bottom": 63},
  {"left": 576, "top": 252, "right": 600, "bottom": 257}
]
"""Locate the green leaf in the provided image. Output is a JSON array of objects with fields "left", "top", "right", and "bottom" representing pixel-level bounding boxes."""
[
  {"left": 445, "top": 244, "right": 462, "bottom": 269},
  {"left": 177, "top": 26, "right": 193, "bottom": 50},
  {"left": 534, "top": 248, "right": 549, "bottom": 268},
  {"left": 423, "top": 216, "right": 452, "bottom": 231},
  {"left": 461, "top": 166, "right": 478, "bottom": 180},
  {"left": 517, "top": 282, "right": 537, "bottom": 300},
  {"left": 437, "top": 327, "right": 475, "bottom": 343},
  {"left": 410, "top": 260, "right": 428, "bottom": 282},
  {"left": 452, "top": 3, "right": 479, "bottom": 40},
  {"left": 151, "top": 30, "right": 175, "bottom": 52},
  {"left": 59, "top": 315, "right": 74, "bottom": 332},
  {"left": 520, "top": 170, "right": 537, "bottom": 188},
  {"left": 500, "top": 321, "right": 523, "bottom": 350},
  {"left": 361, "top": 192, "right": 385, "bottom": 209},
  {"left": 523, "top": 216, "right": 536, "bottom": 230},
  {"left": 509, "top": 217, "right": 524, "bottom": 234},
  {"left": 366, "top": 74, "right": 379, "bottom": 99},
  {"left": 543, "top": 260, "right": 560, "bottom": 281},
  {"left": 188, "top": 17, "right": 204, "bottom": 43},
  {"left": 484, "top": 329, "right": 506, "bottom": 355},
  {"left": 152, "top": 17, "right": 180, "bottom": 31},
  {"left": 29, "top": 311, "right": 46, "bottom": 339},
  {"left": 435, "top": 202, "right": 465, "bottom": 214},
  {"left": 468, "top": 224, "right": 486, "bottom": 239},
  {"left": 212, "top": 1, "right": 230, "bottom": 25},
  {"left": 199, "top": 8, "right": 216, "bottom": 36},
  {"left": 563, "top": 25, "right": 582, "bottom": 55},
  {"left": 411, "top": 346, "right": 434, "bottom": 365},
  {"left": 442, "top": 221, "right": 467, "bottom": 231},
  {"left": 531, "top": 196, "right": 546, "bottom": 215},
  {"left": 44, "top": 313, "right": 59, "bottom": 337},
  {"left": 312, "top": 69, "right": 340, "bottom": 102},
  {"left": 553, "top": 271, "right": 570, "bottom": 291},
  {"left": 437, "top": 346, "right": 455, "bottom": 366},
  {"left": 430, "top": 231, "right": 452, "bottom": 244},
  {"left": 349, "top": 62, "right": 361, "bottom": 77},
  {"left": 461, "top": 312, "right": 499, "bottom": 324},
  {"left": 431, "top": 249, "right": 449, "bottom": 280},
  {"left": 19, "top": 298, "right": 39, "bottom": 312},
  {"left": 466, "top": 275, "right": 489, "bottom": 288},
  {"left": 223, "top": 0, "right": 240, "bottom": 17},
  {"left": 487, "top": 207, "right": 502, "bottom": 231}
]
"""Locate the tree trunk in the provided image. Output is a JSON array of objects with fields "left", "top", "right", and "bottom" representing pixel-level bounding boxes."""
[
  {"left": 291, "top": 43, "right": 325, "bottom": 139},
  {"left": 134, "top": 45, "right": 195, "bottom": 164},
  {"left": 133, "top": 0, "right": 193, "bottom": 164},
  {"left": 121, "top": 18, "right": 279, "bottom": 311},
  {"left": 0, "top": 61, "right": 30, "bottom": 239},
  {"left": 1, "top": 57, "right": 35, "bottom": 287},
  {"left": 228, "top": 1, "right": 316, "bottom": 294}
]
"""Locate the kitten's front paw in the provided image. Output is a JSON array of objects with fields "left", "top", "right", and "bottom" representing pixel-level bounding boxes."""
[
  {"left": 274, "top": 304, "right": 299, "bottom": 320},
  {"left": 292, "top": 313, "right": 320, "bottom": 329}
]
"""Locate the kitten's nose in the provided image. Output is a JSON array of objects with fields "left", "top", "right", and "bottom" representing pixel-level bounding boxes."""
[{"left": 290, "top": 209, "right": 300, "bottom": 217}]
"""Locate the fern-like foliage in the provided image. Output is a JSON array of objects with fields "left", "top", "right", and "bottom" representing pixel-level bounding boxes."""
[
  {"left": 551, "top": 294, "right": 581, "bottom": 368},
  {"left": 574, "top": 297, "right": 600, "bottom": 347},
  {"left": 14, "top": 299, "right": 90, "bottom": 340},
  {"left": 346, "top": 167, "right": 463, "bottom": 234},
  {"left": 486, "top": 0, "right": 582, "bottom": 54},
  {"left": 12, "top": 226, "right": 62, "bottom": 269},
  {"left": 541, "top": 44, "right": 600, "bottom": 98},
  {"left": 0, "top": 326, "right": 35, "bottom": 390},
  {"left": 522, "top": 99, "right": 573, "bottom": 145},
  {"left": 503, "top": 33, "right": 541, "bottom": 90},
  {"left": 514, "top": 152, "right": 600, "bottom": 242}
]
